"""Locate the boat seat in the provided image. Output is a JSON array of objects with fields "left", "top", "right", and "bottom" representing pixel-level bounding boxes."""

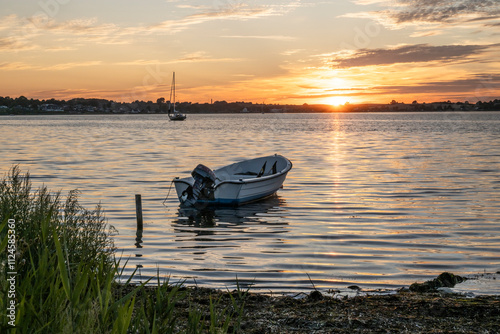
[
  {"left": 234, "top": 171, "right": 258, "bottom": 176},
  {"left": 232, "top": 160, "right": 279, "bottom": 178}
]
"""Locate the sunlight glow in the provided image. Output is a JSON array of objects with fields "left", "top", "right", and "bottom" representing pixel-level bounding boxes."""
[{"left": 324, "top": 96, "right": 350, "bottom": 106}]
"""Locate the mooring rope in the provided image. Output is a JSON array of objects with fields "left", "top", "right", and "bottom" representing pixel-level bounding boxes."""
[{"left": 162, "top": 179, "right": 175, "bottom": 207}]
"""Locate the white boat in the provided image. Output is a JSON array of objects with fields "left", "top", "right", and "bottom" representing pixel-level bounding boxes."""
[
  {"left": 168, "top": 72, "right": 186, "bottom": 121},
  {"left": 173, "top": 154, "right": 292, "bottom": 207}
]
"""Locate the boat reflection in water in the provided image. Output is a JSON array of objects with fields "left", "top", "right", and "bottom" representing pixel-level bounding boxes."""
[
  {"left": 172, "top": 195, "right": 289, "bottom": 235},
  {"left": 165, "top": 195, "right": 290, "bottom": 292}
]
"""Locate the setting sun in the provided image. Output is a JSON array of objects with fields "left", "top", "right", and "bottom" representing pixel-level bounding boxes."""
[{"left": 324, "top": 96, "right": 350, "bottom": 106}]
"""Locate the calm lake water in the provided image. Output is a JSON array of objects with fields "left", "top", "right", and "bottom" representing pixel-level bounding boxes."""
[{"left": 1, "top": 112, "right": 500, "bottom": 294}]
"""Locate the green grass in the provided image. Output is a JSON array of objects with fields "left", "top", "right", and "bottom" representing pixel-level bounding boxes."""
[{"left": 0, "top": 166, "right": 247, "bottom": 333}]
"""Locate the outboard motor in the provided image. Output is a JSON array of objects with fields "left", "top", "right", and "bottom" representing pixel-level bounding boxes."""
[{"left": 181, "top": 164, "right": 217, "bottom": 207}]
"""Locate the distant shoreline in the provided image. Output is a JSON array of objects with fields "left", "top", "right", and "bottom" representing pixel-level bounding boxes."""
[
  {"left": 2, "top": 96, "right": 500, "bottom": 115},
  {"left": 2, "top": 110, "right": 500, "bottom": 116}
]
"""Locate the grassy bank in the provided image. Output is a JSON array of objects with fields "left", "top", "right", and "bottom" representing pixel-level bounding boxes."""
[
  {"left": 0, "top": 166, "right": 246, "bottom": 333},
  {"left": 1, "top": 166, "right": 499, "bottom": 333}
]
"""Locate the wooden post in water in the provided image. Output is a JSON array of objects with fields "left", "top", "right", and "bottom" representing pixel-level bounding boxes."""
[{"left": 135, "top": 194, "right": 143, "bottom": 231}]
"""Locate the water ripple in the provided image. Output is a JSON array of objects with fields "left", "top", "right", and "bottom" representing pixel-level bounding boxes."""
[{"left": 2, "top": 112, "right": 500, "bottom": 293}]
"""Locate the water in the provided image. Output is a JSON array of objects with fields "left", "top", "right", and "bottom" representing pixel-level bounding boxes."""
[{"left": 1, "top": 112, "right": 500, "bottom": 294}]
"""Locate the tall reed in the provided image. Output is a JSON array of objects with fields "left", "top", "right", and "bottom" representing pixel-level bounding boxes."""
[
  {"left": 0, "top": 166, "right": 247, "bottom": 333},
  {"left": 0, "top": 166, "right": 125, "bottom": 333}
]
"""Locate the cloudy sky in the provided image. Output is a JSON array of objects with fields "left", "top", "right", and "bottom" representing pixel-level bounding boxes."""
[{"left": 1, "top": 0, "right": 499, "bottom": 104}]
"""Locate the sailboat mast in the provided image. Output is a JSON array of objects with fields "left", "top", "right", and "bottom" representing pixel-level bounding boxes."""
[{"left": 172, "top": 72, "right": 176, "bottom": 113}]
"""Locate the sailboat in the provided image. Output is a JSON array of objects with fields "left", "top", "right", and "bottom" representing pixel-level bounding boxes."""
[{"left": 168, "top": 72, "right": 186, "bottom": 121}]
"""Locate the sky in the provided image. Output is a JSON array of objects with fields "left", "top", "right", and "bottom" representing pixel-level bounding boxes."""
[{"left": 1, "top": 0, "right": 499, "bottom": 105}]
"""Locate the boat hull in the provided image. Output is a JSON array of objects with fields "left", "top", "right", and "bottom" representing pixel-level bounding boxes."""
[
  {"left": 173, "top": 155, "right": 291, "bottom": 206},
  {"left": 168, "top": 113, "right": 186, "bottom": 121}
]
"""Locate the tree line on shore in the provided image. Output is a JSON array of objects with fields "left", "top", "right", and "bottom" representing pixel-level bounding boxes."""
[{"left": 1, "top": 95, "right": 499, "bottom": 114}]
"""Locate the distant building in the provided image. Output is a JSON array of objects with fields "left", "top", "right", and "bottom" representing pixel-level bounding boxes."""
[{"left": 39, "top": 104, "right": 64, "bottom": 112}]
